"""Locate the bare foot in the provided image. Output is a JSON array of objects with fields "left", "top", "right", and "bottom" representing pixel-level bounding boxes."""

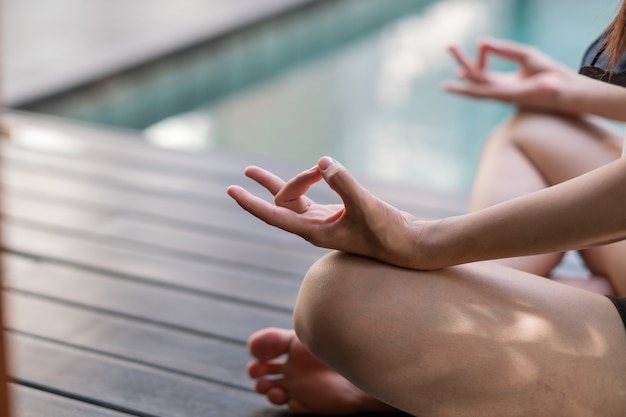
[{"left": 247, "top": 328, "right": 396, "bottom": 415}]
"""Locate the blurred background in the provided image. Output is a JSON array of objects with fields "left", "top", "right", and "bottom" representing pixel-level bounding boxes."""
[{"left": 3, "top": 0, "right": 619, "bottom": 194}]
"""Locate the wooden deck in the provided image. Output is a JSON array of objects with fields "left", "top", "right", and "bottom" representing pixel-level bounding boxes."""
[{"left": 1, "top": 110, "right": 468, "bottom": 416}]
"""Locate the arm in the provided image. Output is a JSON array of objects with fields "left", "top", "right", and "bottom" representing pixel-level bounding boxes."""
[
  {"left": 228, "top": 156, "right": 626, "bottom": 271},
  {"left": 419, "top": 156, "right": 626, "bottom": 269},
  {"left": 444, "top": 38, "right": 626, "bottom": 122},
  {"left": 560, "top": 74, "right": 626, "bottom": 121}
]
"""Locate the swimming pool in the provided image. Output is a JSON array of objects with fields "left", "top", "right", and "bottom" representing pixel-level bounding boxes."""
[
  {"left": 26, "top": 0, "right": 618, "bottom": 193},
  {"left": 143, "top": 0, "right": 616, "bottom": 193}
]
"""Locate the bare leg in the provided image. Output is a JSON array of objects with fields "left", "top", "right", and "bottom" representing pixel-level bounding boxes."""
[
  {"left": 295, "top": 252, "right": 626, "bottom": 417},
  {"left": 469, "top": 110, "right": 626, "bottom": 293}
]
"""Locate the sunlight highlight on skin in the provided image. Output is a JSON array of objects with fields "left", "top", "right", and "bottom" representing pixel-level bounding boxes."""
[
  {"left": 498, "top": 311, "right": 552, "bottom": 342},
  {"left": 432, "top": 302, "right": 551, "bottom": 342},
  {"left": 547, "top": 324, "right": 610, "bottom": 357},
  {"left": 435, "top": 300, "right": 609, "bottom": 359}
]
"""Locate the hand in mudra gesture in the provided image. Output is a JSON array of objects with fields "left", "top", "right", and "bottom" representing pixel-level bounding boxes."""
[
  {"left": 444, "top": 38, "right": 578, "bottom": 112},
  {"left": 227, "top": 157, "right": 422, "bottom": 269}
]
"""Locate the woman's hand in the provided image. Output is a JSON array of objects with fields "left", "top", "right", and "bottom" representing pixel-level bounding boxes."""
[
  {"left": 227, "top": 157, "right": 424, "bottom": 268},
  {"left": 444, "top": 38, "right": 579, "bottom": 112}
]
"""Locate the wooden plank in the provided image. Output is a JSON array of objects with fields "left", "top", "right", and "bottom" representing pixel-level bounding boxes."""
[
  {"left": 14, "top": 385, "right": 133, "bottom": 417},
  {"left": 5, "top": 256, "right": 293, "bottom": 343},
  {"left": 2, "top": 147, "right": 236, "bottom": 203},
  {"left": 5, "top": 226, "right": 301, "bottom": 311},
  {"left": 10, "top": 335, "right": 406, "bottom": 417},
  {"left": 9, "top": 335, "right": 277, "bottom": 417},
  {"left": 4, "top": 195, "right": 322, "bottom": 277},
  {"left": 3, "top": 168, "right": 309, "bottom": 249},
  {"left": 2, "top": 145, "right": 340, "bottom": 211},
  {"left": 5, "top": 258, "right": 409, "bottom": 417},
  {"left": 7, "top": 293, "right": 253, "bottom": 390}
]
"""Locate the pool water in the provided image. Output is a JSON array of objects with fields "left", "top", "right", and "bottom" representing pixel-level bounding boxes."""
[{"left": 144, "top": 0, "right": 617, "bottom": 193}]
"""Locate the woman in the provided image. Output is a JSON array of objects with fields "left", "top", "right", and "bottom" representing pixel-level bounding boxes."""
[{"left": 227, "top": 3, "right": 626, "bottom": 416}]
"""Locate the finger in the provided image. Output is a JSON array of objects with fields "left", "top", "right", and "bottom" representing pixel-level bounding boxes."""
[
  {"left": 442, "top": 81, "right": 489, "bottom": 99},
  {"left": 227, "top": 185, "right": 282, "bottom": 222},
  {"left": 244, "top": 166, "right": 286, "bottom": 196},
  {"left": 227, "top": 185, "right": 310, "bottom": 235},
  {"left": 477, "top": 38, "right": 491, "bottom": 70},
  {"left": 318, "top": 157, "right": 369, "bottom": 213},
  {"left": 448, "top": 45, "right": 484, "bottom": 82},
  {"left": 443, "top": 80, "right": 519, "bottom": 102},
  {"left": 448, "top": 45, "right": 474, "bottom": 71},
  {"left": 274, "top": 165, "right": 322, "bottom": 213}
]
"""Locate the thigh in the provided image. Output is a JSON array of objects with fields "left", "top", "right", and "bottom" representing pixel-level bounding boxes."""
[
  {"left": 581, "top": 242, "right": 626, "bottom": 296},
  {"left": 507, "top": 111, "right": 622, "bottom": 184},
  {"left": 295, "top": 252, "right": 626, "bottom": 417}
]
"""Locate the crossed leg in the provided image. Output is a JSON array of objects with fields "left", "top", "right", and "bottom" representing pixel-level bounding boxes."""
[{"left": 293, "top": 252, "right": 626, "bottom": 417}]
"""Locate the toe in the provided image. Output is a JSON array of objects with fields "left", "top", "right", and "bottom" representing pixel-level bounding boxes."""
[
  {"left": 255, "top": 377, "right": 282, "bottom": 395},
  {"left": 256, "top": 379, "right": 290, "bottom": 406},
  {"left": 267, "top": 386, "right": 289, "bottom": 405},
  {"left": 248, "top": 360, "right": 284, "bottom": 378},
  {"left": 248, "top": 328, "right": 295, "bottom": 361},
  {"left": 287, "top": 399, "right": 313, "bottom": 414}
]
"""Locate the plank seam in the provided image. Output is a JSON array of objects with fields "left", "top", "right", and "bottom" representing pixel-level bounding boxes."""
[{"left": 10, "top": 330, "right": 254, "bottom": 393}]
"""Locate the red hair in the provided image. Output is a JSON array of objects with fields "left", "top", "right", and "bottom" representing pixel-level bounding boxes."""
[{"left": 605, "top": 0, "right": 626, "bottom": 68}]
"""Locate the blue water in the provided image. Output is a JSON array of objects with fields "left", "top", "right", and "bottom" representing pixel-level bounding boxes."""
[{"left": 144, "top": 0, "right": 617, "bottom": 193}]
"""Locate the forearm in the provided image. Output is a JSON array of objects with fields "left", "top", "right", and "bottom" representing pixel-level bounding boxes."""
[
  {"left": 557, "top": 73, "right": 626, "bottom": 121},
  {"left": 415, "top": 157, "right": 626, "bottom": 269}
]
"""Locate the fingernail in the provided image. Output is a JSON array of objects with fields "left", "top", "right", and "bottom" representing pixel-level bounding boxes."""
[{"left": 318, "top": 156, "right": 336, "bottom": 171}]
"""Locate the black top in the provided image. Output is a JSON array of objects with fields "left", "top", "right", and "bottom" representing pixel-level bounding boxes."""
[{"left": 579, "top": 34, "right": 626, "bottom": 86}]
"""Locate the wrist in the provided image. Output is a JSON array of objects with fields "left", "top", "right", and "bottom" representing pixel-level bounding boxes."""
[
  {"left": 405, "top": 219, "right": 450, "bottom": 270},
  {"left": 409, "top": 215, "right": 487, "bottom": 270}
]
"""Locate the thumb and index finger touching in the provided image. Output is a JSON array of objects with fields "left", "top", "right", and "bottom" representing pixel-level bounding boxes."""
[
  {"left": 253, "top": 156, "right": 361, "bottom": 214},
  {"left": 444, "top": 38, "right": 535, "bottom": 100},
  {"left": 316, "top": 157, "right": 369, "bottom": 213},
  {"left": 227, "top": 156, "right": 365, "bottom": 216},
  {"left": 448, "top": 38, "right": 531, "bottom": 79}
]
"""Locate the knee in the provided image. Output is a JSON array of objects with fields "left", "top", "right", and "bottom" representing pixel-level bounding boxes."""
[
  {"left": 293, "top": 252, "right": 346, "bottom": 348},
  {"left": 487, "top": 109, "right": 572, "bottom": 150},
  {"left": 293, "top": 251, "right": 366, "bottom": 364}
]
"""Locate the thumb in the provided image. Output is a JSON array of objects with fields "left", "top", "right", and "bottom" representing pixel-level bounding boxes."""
[{"left": 318, "top": 157, "right": 367, "bottom": 208}]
